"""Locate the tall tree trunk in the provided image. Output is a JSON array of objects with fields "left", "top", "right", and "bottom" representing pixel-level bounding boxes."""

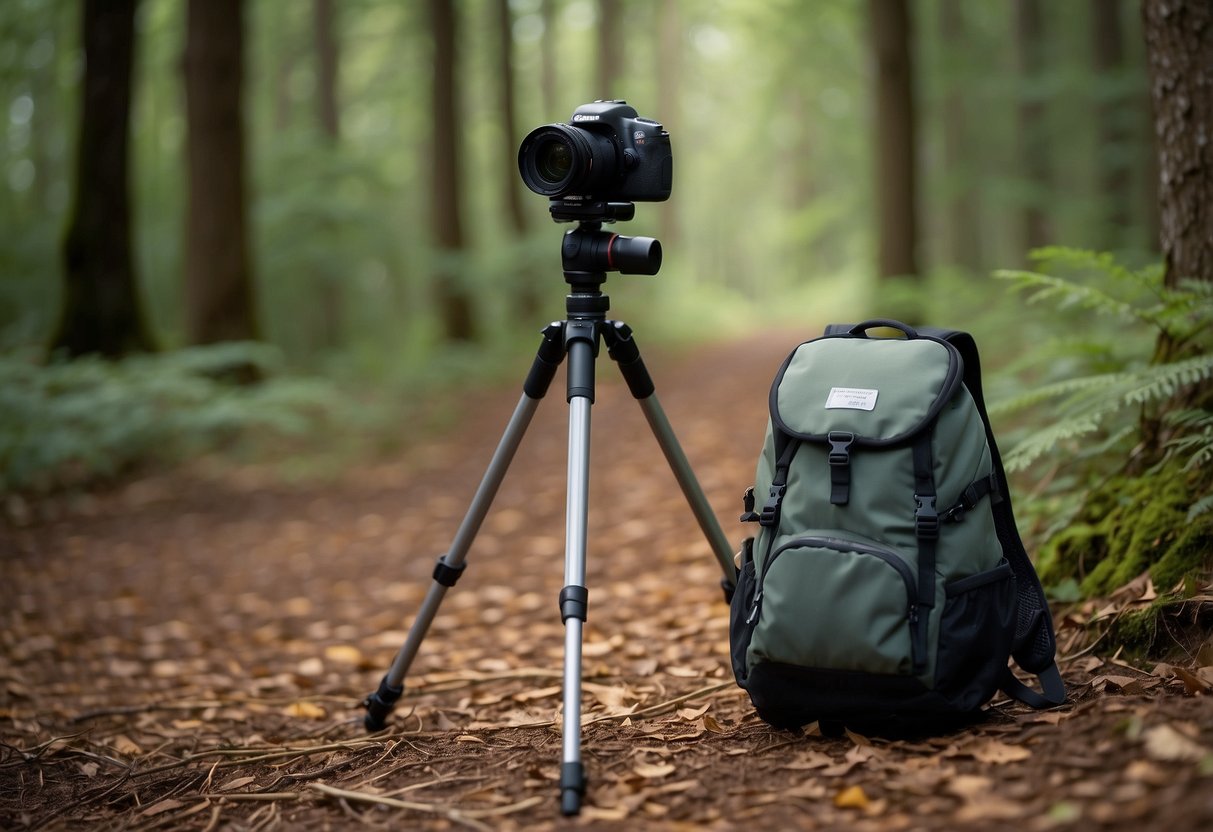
[
  {"left": 868, "top": 0, "right": 920, "bottom": 280},
  {"left": 429, "top": 0, "right": 475, "bottom": 341},
  {"left": 938, "top": 0, "right": 981, "bottom": 273},
  {"left": 1014, "top": 0, "right": 1051, "bottom": 255},
  {"left": 1141, "top": 0, "right": 1213, "bottom": 449},
  {"left": 313, "top": 0, "right": 342, "bottom": 348},
  {"left": 1091, "top": 0, "right": 1132, "bottom": 246},
  {"left": 656, "top": 0, "right": 681, "bottom": 245},
  {"left": 314, "top": 0, "right": 339, "bottom": 142},
  {"left": 52, "top": 0, "right": 155, "bottom": 358},
  {"left": 495, "top": 0, "right": 539, "bottom": 319},
  {"left": 596, "top": 0, "right": 622, "bottom": 99},
  {"left": 184, "top": 0, "right": 259, "bottom": 344},
  {"left": 1141, "top": 0, "right": 1213, "bottom": 292}
]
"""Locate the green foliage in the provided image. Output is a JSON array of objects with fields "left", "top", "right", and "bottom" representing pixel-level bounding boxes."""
[
  {"left": 0, "top": 343, "right": 350, "bottom": 494},
  {"left": 991, "top": 248, "right": 1213, "bottom": 596}
]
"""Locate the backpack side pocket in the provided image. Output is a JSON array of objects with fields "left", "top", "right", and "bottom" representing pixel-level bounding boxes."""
[{"left": 729, "top": 537, "right": 757, "bottom": 685}]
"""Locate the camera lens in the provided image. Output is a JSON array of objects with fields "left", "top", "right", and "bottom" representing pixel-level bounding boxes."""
[
  {"left": 518, "top": 123, "right": 617, "bottom": 198},
  {"left": 535, "top": 138, "right": 573, "bottom": 185}
]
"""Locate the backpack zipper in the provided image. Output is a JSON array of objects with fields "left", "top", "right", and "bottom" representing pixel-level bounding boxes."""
[{"left": 748, "top": 536, "right": 925, "bottom": 673}]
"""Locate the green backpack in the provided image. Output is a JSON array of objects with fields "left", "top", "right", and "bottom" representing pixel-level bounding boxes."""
[{"left": 729, "top": 320, "right": 1065, "bottom": 731}]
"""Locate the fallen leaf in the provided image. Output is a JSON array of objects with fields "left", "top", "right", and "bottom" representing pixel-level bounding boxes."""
[
  {"left": 323, "top": 645, "right": 364, "bottom": 665},
  {"left": 834, "top": 785, "right": 870, "bottom": 810},
  {"left": 581, "top": 806, "right": 629, "bottom": 821},
  {"left": 222, "top": 776, "right": 257, "bottom": 791},
  {"left": 1142, "top": 724, "right": 1209, "bottom": 762},
  {"left": 676, "top": 704, "right": 710, "bottom": 721},
  {"left": 77, "top": 761, "right": 99, "bottom": 778},
  {"left": 1173, "top": 666, "right": 1212, "bottom": 695},
  {"left": 512, "top": 685, "right": 562, "bottom": 703},
  {"left": 111, "top": 735, "right": 142, "bottom": 755},
  {"left": 970, "top": 740, "right": 1032, "bottom": 764},
  {"left": 634, "top": 762, "right": 675, "bottom": 779},
  {"left": 282, "top": 701, "right": 326, "bottom": 720},
  {"left": 139, "top": 799, "right": 184, "bottom": 818},
  {"left": 456, "top": 735, "right": 484, "bottom": 743}
]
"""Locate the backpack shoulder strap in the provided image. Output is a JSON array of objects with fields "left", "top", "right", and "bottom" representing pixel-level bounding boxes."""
[
  {"left": 918, "top": 326, "right": 1065, "bottom": 707},
  {"left": 826, "top": 323, "right": 1067, "bottom": 708}
]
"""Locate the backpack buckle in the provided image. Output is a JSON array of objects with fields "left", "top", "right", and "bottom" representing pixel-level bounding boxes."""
[
  {"left": 914, "top": 494, "right": 940, "bottom": 539},
  {"left": 759, "top": 484, "right": 787, "bottom": 527},
  {"left": 827, "top": 431, "right": 854, "bottom": 466}
]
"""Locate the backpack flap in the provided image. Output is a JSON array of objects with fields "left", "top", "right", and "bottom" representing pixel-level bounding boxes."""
[{"left": 769, "top": 332, "right": 963, "bottom": 512}]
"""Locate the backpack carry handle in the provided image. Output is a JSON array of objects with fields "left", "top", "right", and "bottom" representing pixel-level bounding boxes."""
[{"left": 848, "top": 319, "right": 919, "bottom": 339}]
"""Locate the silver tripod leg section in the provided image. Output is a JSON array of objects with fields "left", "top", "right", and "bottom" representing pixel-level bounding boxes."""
[
  {"left": 384, "top": 392, "right": 541, "bottom": 687},
  {"left": 560, "top": 395, "right": 591, "bottom": 814},
  {"left": 637, "top": 394, "right": 738, "bottom": 584}
]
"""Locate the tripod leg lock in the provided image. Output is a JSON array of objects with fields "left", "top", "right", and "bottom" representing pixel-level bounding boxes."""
[
  {"left": 432, "top": 557, "right": 467, "bottom": 588},
  {"left": 362, "top": 675, "right": 405, "bottom": 732},
  {"left": 559, "top": 585, "right": 589, "bottom": 623}
]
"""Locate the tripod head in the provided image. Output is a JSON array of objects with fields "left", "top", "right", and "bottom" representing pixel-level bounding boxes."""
[{"left": 560, "top": 220, "right": 661, "bottom": 290}]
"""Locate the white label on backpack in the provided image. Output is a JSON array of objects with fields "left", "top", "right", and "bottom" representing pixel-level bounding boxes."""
[{"left": 825, "top": 387, "right": 879, "bottom": 411}]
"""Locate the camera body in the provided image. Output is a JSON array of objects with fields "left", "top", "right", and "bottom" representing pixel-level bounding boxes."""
[{"left": 518, "top": 101, "right": 673, "bottom": 205}]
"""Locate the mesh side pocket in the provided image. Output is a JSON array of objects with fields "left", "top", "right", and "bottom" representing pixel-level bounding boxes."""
[{"left": 936, "top": 560, "right": 1017, "bottom": 710}]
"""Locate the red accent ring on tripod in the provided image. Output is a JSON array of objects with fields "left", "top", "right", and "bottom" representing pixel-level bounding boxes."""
[{"left": 606, "top": 234, "right": 619, "bottom": 270}]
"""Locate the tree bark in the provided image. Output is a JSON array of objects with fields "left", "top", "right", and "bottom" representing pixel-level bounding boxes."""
[
  {"left": 1140, "top": 0, "right": 1213, "bottom": 449},
  {"left": 52, "top": 0, "right": 155, "bottom": 358},
  {"left": 1141, "top": 0, "right": 1213, "bottom": 290},
  {"left": 868, "top": 0, "right": 920, "bottom": 280},
  {"left": 183, "top": 0, "right": 259, "bottom": 344},
  {"left": 1014, "top": 0, "right": 1051, "bottom": 255},
  {"left": 429, "top": 0, "right": 475, "bottom": 341}
]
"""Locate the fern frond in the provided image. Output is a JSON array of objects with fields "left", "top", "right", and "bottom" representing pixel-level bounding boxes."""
[
  {"left": 993, "top": 269, "right": 1139, "bottom": 322},
  {"left": 1119, "top": 353, "right": 1213, "bottom": 406},
  {"left": 1002, "top": 415, "right": 1106, "bottom": 473},
  {"left": 1187, "top": 494, "right": 1213, "bottom": 523}
]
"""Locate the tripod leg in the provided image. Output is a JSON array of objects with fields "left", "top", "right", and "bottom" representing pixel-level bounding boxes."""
[
  {"left": 602, "top": 322, "right": 739, "bottom": 590},
  {"left": 557, "top": 331, "right": 595, "bottom": 815},
  {"left": 363, "top": 325, "right": 566, "bottom": 732}
]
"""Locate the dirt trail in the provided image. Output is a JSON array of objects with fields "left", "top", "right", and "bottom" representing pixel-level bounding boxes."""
[{"left": 2, "top": 331, "right": 1212, "bottom": 830}]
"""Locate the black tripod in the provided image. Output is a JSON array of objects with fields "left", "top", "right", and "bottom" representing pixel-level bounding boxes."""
[{"left": 362, "top": 213, "right": 738, "bottom": 815}]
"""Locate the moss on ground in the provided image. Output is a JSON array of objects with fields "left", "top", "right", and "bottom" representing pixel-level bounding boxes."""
[{"left": 1036, "top": 461, "right": 1213, "bottom": 598}]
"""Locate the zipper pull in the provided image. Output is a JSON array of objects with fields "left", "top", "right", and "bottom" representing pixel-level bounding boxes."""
[{"left": 745, "top": 590, "right": 764, "bottom": 625}]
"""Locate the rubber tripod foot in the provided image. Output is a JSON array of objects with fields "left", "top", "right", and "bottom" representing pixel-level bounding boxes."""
[
  {"left": 559, "top": 762, "right": 586, "bottom": 816},
  {"left": 362, "top": 676, "right": 404, "bottom": 733}
]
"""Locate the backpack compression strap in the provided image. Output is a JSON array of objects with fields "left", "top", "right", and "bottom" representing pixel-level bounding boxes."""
[{"left": 824, "top": 322, "right": 1067, "bottom": 708}]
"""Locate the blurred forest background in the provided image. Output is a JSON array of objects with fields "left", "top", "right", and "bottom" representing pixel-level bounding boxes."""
[{"left": 1, "top": 0, "right": 1210, "bottom": 600}]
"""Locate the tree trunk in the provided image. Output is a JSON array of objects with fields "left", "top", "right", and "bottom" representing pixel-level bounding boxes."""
[
  {"left": 313, "top": 0, "right": 343, "bottom": 349},
  {"left": 429, "top": 0, "right": 475, "bottom": 341},
  {"left": 1141, "top": 0, "right": 1213, "bottom": 291},
  {"left": 52, "top": 0, "right": 155, "bottom": 358},
  {"left": 184, "top": 0, "right": 259, "bottom": 344},
  {"left": 1141, "top": 0, "right": 1213, "bottom": 448},
  {"left": 1091, "top": 0, "right": 1132, "bottom": 246},
  {"left": 495, "top": 0, "right": 540, "bottom": 319},
  {"left": 314, "top": 0, "right": 339, "bottom": 143},
  {"left": 596, "top": 0, "right": 622, "bottom": 99},
  {"left": 1014, "top": 0, "right": 1051, "bottom": 255},
  {"left": 657, "top": 0, "right": 681, "bottom": 245},
  {"left": 938, "top": 0, "right": 981, "bottom": 273},
  {"left": 868, "top": 0, "right": 920, "bottom": 280}
]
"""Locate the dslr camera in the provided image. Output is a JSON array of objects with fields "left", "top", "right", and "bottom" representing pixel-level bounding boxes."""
[{"left": 518, "top": 100, "right": 673, "bottom": 205}]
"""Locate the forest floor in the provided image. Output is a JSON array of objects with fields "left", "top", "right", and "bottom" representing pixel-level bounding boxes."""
[{"left": 3, "top": 330, "right": 1213, "bottom": 831}]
